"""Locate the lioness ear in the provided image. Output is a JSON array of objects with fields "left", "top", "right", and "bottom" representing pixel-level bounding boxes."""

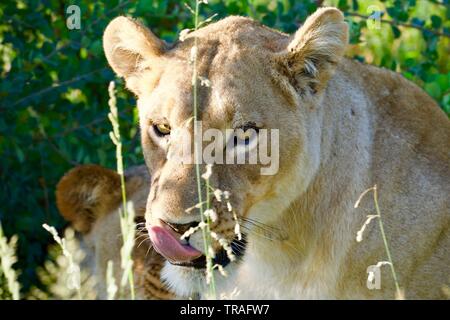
[
  {"left": 56, "top": 165, "right": 122, "bottom": 233},
  {"left": 280, "top": 7, "right": 348, "bottom": 95},
  {"left": 103, "top": 16, "right": 166, "bottom": 94}
]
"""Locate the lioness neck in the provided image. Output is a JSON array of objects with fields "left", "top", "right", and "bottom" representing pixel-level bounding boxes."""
[{"left": 236, "top": 59, "right": 450, "bottom": 299}]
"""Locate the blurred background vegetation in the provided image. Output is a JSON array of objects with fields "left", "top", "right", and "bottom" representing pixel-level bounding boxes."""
[{"left": 0, "top": 0, "right": 448, "bottom": 298}]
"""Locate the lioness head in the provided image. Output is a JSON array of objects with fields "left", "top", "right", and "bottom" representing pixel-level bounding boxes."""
[
  {"left": 103, "top": 8, "right": 348, "bottom": 297},
  {"left": 56, "top": 164, "right": 175, "bottom": 299}
]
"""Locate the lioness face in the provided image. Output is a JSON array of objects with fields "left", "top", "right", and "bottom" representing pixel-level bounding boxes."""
[{"left": 104, "top": 8, "right": 347, "bottom": 296}]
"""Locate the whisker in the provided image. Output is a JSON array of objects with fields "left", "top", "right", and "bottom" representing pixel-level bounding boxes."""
[
  {"left": 234, "top": 241, "right": 247, "bottom": 249},
  {"left": 145, "top": 242, "right": 153, "bottom": 258},
  {"left": 240, "top": 226, "right": 301, "bottom": 255},
  {"left": 231, "top": 243, "right": 245, "bottom": 251},
  {"left": 134, "top": 233, "right": 148, "bottom": 242},
  {"left": 230, "top": 249, "right": 244, "bottom": 256},
  {"left": 240, "top": 221, "right": 282, "bottom": 240},
  {"left": 230, "top": 244, "right": 246, "bottom": 254},
  {"left": 239, "top": 218, "right": 276, "bottom": 231},
  {"left": 240, "top": 225, "right": 280, "bottom": 242},
  {"left": 239, "top": 217, "right": 280, "bottom": 231},
  {"left": 137, "top": 237, "right": 150, "bottom": 249}
]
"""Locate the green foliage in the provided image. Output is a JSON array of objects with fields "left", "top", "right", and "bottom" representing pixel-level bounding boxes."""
[
  {"left": 0, "top": 0, "right": 448, "bottom": 297},
  {"left": 334, "top": 0, "right": 449, "bottom": 112}
]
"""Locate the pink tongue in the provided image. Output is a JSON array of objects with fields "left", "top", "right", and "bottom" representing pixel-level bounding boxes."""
[{"left": 148, "top": 226, "right": 202, "bottom": 263}]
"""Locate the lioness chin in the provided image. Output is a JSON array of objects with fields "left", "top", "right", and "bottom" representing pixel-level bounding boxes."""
[{"left": 103, "top": 7, "right": 450, "bottom": 299}]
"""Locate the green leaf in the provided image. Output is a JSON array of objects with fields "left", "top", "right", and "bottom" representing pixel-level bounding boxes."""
[
  {"left": 391, "top": 25, "right": 401, "bottom": 38},
  {"left": 424, "top": 82, "right": 442, "bottom": 99},
  {"left": 337, "top": 0, "right": 349, "bottom": 11},
  {"left": 15, "top": 145, "right": 25, "bottom": 163},
  {"left": 430, "top": 15, "right": 442, "bottom": 29},
  {"left": 386, "top": 6, "right": 399, "bottom": 20},
  {"left": 411, "top": 17, "right": 425, "bottom": 27}
]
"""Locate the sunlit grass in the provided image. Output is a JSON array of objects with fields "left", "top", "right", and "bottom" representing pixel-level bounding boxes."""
[
  {"left": 0, "top": 222, "right": 20, "bottom": 300},
  {"left": 108, "top": 81, "right": 136, "bottom": 300}
]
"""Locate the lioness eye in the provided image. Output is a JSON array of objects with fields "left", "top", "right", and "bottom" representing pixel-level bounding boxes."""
[
  {"left": 234, "top": 125, "right": 259, "bottom": 146},
  {"left": 236, "top": 128, "right": 254, "bottom": 145},
  {"left": 153, "top": 123, "right": 171, "bottom": 137}
]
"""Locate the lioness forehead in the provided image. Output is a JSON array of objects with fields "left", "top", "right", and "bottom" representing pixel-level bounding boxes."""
[
  {"left": 138, "top": 17, "right": 289, "bottom": 127},
  {"left": 179, "top": 16, "right": 287, "bottom": 48}
]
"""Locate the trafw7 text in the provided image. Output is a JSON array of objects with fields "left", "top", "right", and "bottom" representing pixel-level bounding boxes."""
[{"left": 180, "top": 304, "right": 270, "bottom": 317}]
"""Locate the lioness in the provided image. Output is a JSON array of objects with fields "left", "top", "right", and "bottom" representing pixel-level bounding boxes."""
[
  {"left": 103, "top": 7, "right": 450, "bottom": 299},
  {"left": 56, "top": 164, "right": 175, "bottom": 299}
]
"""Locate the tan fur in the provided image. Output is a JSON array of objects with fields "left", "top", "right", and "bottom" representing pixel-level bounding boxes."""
[
  {"left": 103, "top": 8, "right": 450, "bottom": 299},
  {"left": 56, "top": 165, "right": 176, "bottom": 300}
]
